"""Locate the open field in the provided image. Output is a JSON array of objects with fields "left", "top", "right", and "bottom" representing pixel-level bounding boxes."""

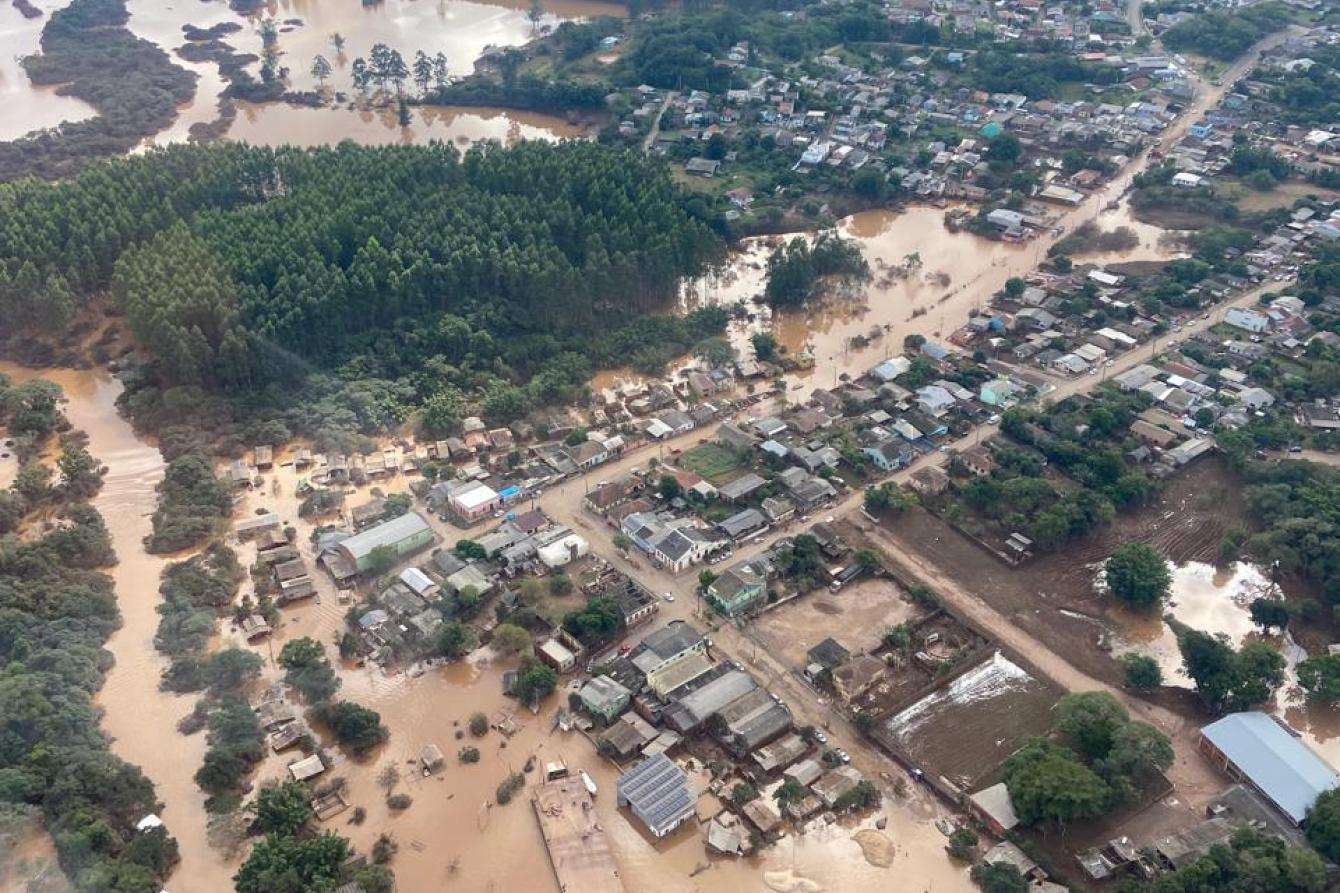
[{"left": 749, "top": 577, "right": 920, "bottom": 668}]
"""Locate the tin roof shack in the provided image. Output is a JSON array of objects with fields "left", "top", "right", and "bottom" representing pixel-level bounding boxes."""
[
  {"left": 600, "top": 712, "right": 659, "bottom": 761},
  {"left": 708, "top": 687, "right": 791, "bottom": 758},
  {"left": 617, "top": 754, "right": 695, "bottom": 839},
  {"left": 968, "top": 782, "right": 1019, "bottom": 836},
  {"left": 324, "top": 512, "right": 435, "bottom": 579},
  {"left": 351, "top": 498, "right": 390, "bottom": 530},
  {"left": 235, "top": 512, "right": 280, "bottom": 540},
  {"left": 812, "top": 766, "right": 862, "bottom": 808},
  {"left": 1199, "top": 712, "right": 1340, "bottom": 825},
  {"left": 288, "top": 754, "right": 326, "bottom": 782},
  {"left": 752, "top": 733, "right": 809, "bottom": 774},
  {"left": 538, "top": 638, "right": 578, "bottom": 674}
]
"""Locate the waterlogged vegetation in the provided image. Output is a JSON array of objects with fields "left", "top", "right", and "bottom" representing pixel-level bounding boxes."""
[
  {"left": 0, "top": 141, "right": 726, "bottom": 443},
  {"left": 0, "top": 376, "right": 179, "bottom": 891},
  {"left": 1161, "top": 2, "right": 1291, "bottom": 63},
  {"left": 0, "top": 0, "right": 195, "bottom": 182}
]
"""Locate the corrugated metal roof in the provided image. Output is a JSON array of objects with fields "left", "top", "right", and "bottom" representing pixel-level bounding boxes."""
[
  {"left": 1201, "top": 712, "right": 1340, "bottom": 823},
  {"left": 617, "top": 754, "right": 693, "bottom": 832},
  {"left": 337, "top": 512, "right": 431, "bottom": 561}
]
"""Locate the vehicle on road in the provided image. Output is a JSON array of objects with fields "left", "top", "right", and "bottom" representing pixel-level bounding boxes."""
[{"left": 662, "top": 592, "right": 675, "bottom": 602}]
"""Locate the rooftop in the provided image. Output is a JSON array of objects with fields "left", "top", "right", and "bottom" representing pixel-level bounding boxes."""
[{"left": 1201, "top": 712, "right": 1340, "bottom": 824}]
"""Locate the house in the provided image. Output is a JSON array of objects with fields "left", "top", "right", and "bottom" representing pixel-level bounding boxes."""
[
  {"left": 1224, "top": 308, "right": 1270, "bottom": 334},
  {"left": 718, "top": 473, "right": 767, "bottom": 503},
  {"left": 865, "top": 439, "right": 912, "bottom": 472},
  {"left": 806, "top": 638, "right": 850, "bottom": 672},
  {"left": 537, "top": 532, "right": 589, "bottom": 568},
  {"left": 351, "top": 498, "right": 390, "bottom": 530},
  {"left": 1238, "top": 387, "right": 1275, "bottom": 410},
  {"left": 915, "top": 384, "right": 957, "bottom": 417},
  {"left": 909, "top": 465, "right": 950, "bottom": 495},
  {"left": 1113, "top": 364, "right": 1159, "bottom": 391},
  {"left": 979, "top": 378, "right": 1020, "bottom": 406},
  {"left": 235, "top": 512, "right": 281, "bottom": 540},
  {"left": 630, "top": 622, "right": 707, "bottom": 690},
  {"left": 580, "top": 675, "right": 632, "bottom": 723},
  {"left": 617, "top": 755, "right": 695, "bottom": 838},
  {"left": 718, "top": 508, "right": 767, "bottom": 541},
  {"left": 1199, "top": 712, "right": 1340, "bottom": 825},
  {"left": 324, "top": 512, "right": 435, "bottom": 578},
  {"left": 601, "top": 712, "right": 659, "bottom": 761},
  {"left": 398, "top": 566, "right": 440, "bottom": 600},
  {"left": 706, "top": 558, "right": 769, "bottom": 618},
  {"left": 711, "top": 687, "right": 791, "bottom": 758},
  {"left": 1171, "top": 171, "right": 1204, "bottom": 188},
  {"left": 1131, "top": 420, "right": 1179, "bottom": 448},
  {"left": 538, "top": 639, "right": 577, "bottom": 673},
  {"left": 969, "top": 782, "right": 1020, "bottom": 835},
  {"left": 812, "top": 766, "right": 862, "bottom": 807},
  {"left": 751, "top": 733, "right": 808, "bottom": 774},
  {"left": 685, "top": 157, "right": 722, "bottom": 177},
  {"left": 959, "top": 446, "right": 997, "bottom": 477},
  {"left": 832, "top": 655, "right": 885, "bottom": 702},
  {"left": 449, "top": 481, "right": 503, "bottom": 523}
]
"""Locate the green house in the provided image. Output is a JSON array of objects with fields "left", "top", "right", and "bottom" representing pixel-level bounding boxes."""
[{"left": 707, "top": 560, "right": 768, "bottom": 618}]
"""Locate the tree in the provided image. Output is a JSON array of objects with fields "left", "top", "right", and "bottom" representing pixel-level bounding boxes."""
[
  {"left": 437, "top": 621, "right": 476, "bottom": 659},
  {"left": 1104, "top": 543, "right": 1171, "bottom": 611},
  {"left": 947, "top": 827, "right": 978, "bottom": 861},
  {"left": 329, "top": 32, "right": 345, "bottom": 53},
  {"left": 548, "top": 574, "right": 573, "bottom": 597},
  {"left": 528, "top": 0, "right": 543, "bottom": 27},
  {"left": 731, "top": 782, "right": 758, "bottom": 806},
  {"left": 311, "top": 55, "right": 332, "bottom": 86},
  {"left": 1249, "top": 597, "right": 1290, "bottom": 633},
  {"left": 1178, "top": 629, "right": 1285, "bottom": 713},
  {"left": 513, "top": 655, "right": 557, "bottom": 703},
  {"left": 492, "top": 623, "right": 531, "bottom": 656},
  {"left": 970, "top": 861, "right": 1027, "bottom": 893},
  {"left": 234, "top": 832, "right": 350, "bottom": 893},
  {"left": 1298, "top": 654, "right": 1340, "bottom": 702},
  {"left": 1055, "top": 692, "right": 1129, "bottom": 761},
  {"left": 774, "top": 778, "right": 805, "bottom": 808},
  {"left": 57, "top": 444, "right": 102, "bottom": 497},
  {"left": 1003, "top": 277, "right": 1026, "bottom": 298},
  {"left": 317, "top": 701, "right": 389, "bottom": 754},
  {"left": 1002, "top": 738, "right": 1109, "bottom": 825},
  {"left": 279, "top": 637, "right": 340, "bottom": 703},
  {"left": 1119, "top": 653, "right": 1162, "bottom": 691},
  {"left": 750, "top": 332, "right": 779, "bottom": 362},
  {"left": 657, "top": 474, "right": 682, "bottom": 501},
  {"left": 497, "top": 48, "right": 524, "bottom": 91},
  {"left": 1101, "top": 721, "right": 1173, "bottom": 783},
  {"left": 413, "top": 50, "right": 433, "bottom": 95},
  {"left": 255, "top": 782, "right": 314, "bottom": 836},
  {"left": 365, "top": 544, "right": 398, "bottom": 577},
  {"left": 455, "top": 539, "right": 487, "bottom": 561},
  {"left": 432, "top": 52, "right": 449, "bottom": 90},
  {"left": 1307, "top": 789, "right": 1340, "bottom": 861}
]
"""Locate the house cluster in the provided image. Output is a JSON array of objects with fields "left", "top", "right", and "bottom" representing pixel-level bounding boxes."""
[
  {"left": 1179, "top": 27, "right": 1340, "bottom": 187},
  {"left": 621, "top": 0, "right": 1191, "bottom": 234},
  {"left": 569, "top": 620, "right": 870, "bottom": 852}
]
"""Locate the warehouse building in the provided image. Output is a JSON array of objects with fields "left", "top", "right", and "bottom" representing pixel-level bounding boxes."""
[
  {"left": 322, "top": 512, "right": 435, "bottom": 579},
  {"left": 616, "top": 754, "right": 695, "bottom": 838},
  {"left": 1199, "top": 712, "right": 1340, "bottom": 825}
]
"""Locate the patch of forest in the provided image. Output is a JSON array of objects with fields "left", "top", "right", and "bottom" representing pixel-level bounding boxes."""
[
  {"left": 0, "top": 0, "right": 196, "bottom": 182},
  {"left": 0, "top": 373, "right": 179, "bottom": 892},
  {"left": 0, "top": 140, "right": 728, "bottom": 447}
]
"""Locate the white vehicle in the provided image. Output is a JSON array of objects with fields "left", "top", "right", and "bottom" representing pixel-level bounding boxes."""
[
  {"left": 662, "top": 592, "right": 675, "bottom": 602},
  {"left": 836, "top": 749, "right": 851, "bottom": 764},
  {"left": 814, "top": 730, "right": 828, "bottom": 745}
]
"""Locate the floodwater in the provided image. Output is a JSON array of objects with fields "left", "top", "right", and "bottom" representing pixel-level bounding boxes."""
[
  {"left": 120, "top": 0, "right": 621, "bottom": 147},
  {"left": 225, "top": 449, "right": 975, "bottom": 892},
  {"left": 224, "top": 99, "right": 588, "bottom": 147},
  {"left": 0, "top": 362, "right": 233, "bottom": 892},
  {"left": 1109, "top": 561, "right": 1277, "bottom": 689},
  {"left": 0, "top": 0, "right": 97, "bottom": 140},
  {"left": 1074, "top": 193, "right": 1187, "bottom": 267}
]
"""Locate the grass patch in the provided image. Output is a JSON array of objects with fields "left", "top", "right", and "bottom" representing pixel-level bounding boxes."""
[{"left": 679, "top": 442, "right": 745, "bottom": 483}]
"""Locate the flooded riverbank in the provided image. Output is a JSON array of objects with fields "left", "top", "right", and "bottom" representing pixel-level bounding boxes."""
[
  {"left": 0, "top": 0, "right": 97, "bottom": 140},
  {"left": 0, "top": 361, "right": 235, "bottom": 892}
]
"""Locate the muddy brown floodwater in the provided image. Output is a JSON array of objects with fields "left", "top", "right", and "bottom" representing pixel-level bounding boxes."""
[
  {"left": 223, "top": 450, "right": 974, "bottom": 892},
  {"left": 122, "top": 0, "right": 618, "bottom": 148},
  {"left": 0, "top": 361, "right": 235, "bottom": 891},
  {"left": 0, "top": 0, "right": 98, "bottom": 140},
  {"left": 224, "top": 99, "right": 589, "bottom": 147}
]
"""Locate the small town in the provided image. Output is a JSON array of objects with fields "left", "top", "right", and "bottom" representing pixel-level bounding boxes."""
[{"left": 2, "top": 0, "right": 1340, "bottom": 892}]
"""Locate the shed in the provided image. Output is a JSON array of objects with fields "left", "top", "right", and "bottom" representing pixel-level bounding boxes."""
[
  {"left": 617, "top": 754, "right": 695, "bottom": 838},
  {"left": 288, "top": 754, "right": 325, "bottom": 781},
  {"left": 1199, "top": 712, "right": 1340, "bottom": 824}
]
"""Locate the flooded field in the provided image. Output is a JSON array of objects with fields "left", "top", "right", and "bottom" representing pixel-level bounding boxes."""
[
  {"left": 223, "top": 99, "right": 588, "bottom": 147},
  {"left": 0, "top": 0, "right": 97, "bottom": 140}
]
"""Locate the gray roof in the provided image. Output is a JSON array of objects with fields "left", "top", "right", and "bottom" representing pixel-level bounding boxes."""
[
  {"left": 617, "top": 754, "right": 694, "bottom": 831},
  {"left": 719, "top": 508, "right": 766, "bottom": 538},
  {"left": 664, "top": 669, "right": 757, "bottom": 733},
  {"left": 1201, "top": 712, "right": 1340, "bottom": 823},
  {"left": 336, "top": 511, "right": 431, "bottom": 562},
  {"left": 719, "top": 473, "right": 766, "bottom": 500}
]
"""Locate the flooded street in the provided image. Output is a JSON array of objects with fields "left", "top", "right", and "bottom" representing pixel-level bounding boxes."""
[
  {"left": 0, "top": 361, "right": 234, "bottom": 892},
  {"left": 224, "top": 99, "right": 588, "bottom": 147},
  {"left": 0, "top": 0, "right": 96, "bottom": 140}
]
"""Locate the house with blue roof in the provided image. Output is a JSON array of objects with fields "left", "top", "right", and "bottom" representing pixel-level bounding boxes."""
[{"left": 1199, "top": 712, "right": 1340, "bottom": 825}]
